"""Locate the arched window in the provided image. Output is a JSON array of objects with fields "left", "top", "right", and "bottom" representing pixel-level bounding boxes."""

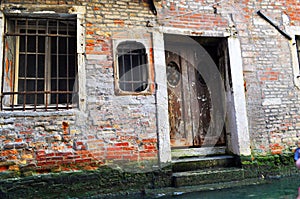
[{"left": 116, "top": 41, "right": 148, "bottom": 93}]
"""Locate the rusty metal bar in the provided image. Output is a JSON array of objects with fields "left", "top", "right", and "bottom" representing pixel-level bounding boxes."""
[
  {"left": 5, "top": 33, "right": 75, "bottom": 37},
  {"left": 66, "top": 21, "right": 70, "bottom": 110},
  {"left": 23, "top": 18, "right": 28, "bottom": 111},
  {"left": 56, "top": 20, "right": 59, "bottom": 111},
  {"left": 34, "top": 20, "right": 38, "bottom": 111},
  {"left": 129, "top": 46, "right": 134, "bottom": 91},
  {"left": 3, "top": 91, "right": 74, "bottom": 94},
  {"left": 257, "top": 10, "right": 292, "bottom": 40},
  {"left": 2, "top": 16, "right": 77, "bottom": 111},
  {"left": 1, "top": 91, "right": 75, "bottom": 111}
]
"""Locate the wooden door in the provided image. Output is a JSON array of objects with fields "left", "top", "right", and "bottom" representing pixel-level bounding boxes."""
[
  {"left": 165, "top": 42, "right": 226, "bottom": 148},
  {"left": 166, "top": 50, "right": 212, "bottom": 148}
]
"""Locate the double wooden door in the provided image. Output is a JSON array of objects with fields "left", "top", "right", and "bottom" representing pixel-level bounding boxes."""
[{"left": 165, "top": 49, "right": 226, "bottom": 148}]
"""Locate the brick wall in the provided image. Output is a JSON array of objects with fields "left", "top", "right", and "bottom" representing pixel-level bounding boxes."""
[
  {"left": 0, "top": 0, "right": 159, "bottom": 175},
  {"left": 1, "top": 0, "right": 300, "bottom": 177},
  {"left": 158, "top": 0, "right": 300, "bottom": 155},
  {"left": 232, "top": 0, "right": 300, "bottom": 155},
  {"left": 158, "top": 0, "right": 229, "bottom": 30}
]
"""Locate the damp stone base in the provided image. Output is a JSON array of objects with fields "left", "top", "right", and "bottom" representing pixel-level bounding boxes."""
[{"left": 0, "top": 154, "right": 298, "bottom": 198}]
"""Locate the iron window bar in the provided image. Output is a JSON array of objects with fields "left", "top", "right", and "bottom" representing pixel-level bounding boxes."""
[
  {"left": 2, "top": 0, "right": 79, "bottom": 3},
  {"left": 1, "top": 91, "right": 76, "bottom": 111},
  {"left": 257, "top": 10, "right": 292, "bottom": 40},
  {"left": 117, "top": 41, "right": 148, "bottom": 92},
  {"left": 1, "top": 16, "right": 77, "bottom": 111},
  {"left": 296, "top": 36, "right": 300, "bottom": 77}
]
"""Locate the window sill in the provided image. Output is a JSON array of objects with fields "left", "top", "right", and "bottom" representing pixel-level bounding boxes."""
[{"left": 0, "top": 108, "right": 78, "bottom": 117}]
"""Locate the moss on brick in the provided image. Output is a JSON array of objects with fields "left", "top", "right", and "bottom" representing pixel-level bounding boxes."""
[
  {"left": 241, "top": 154, "right": 299, "bottom": 179},
  {"left": 0, "top": 165, "right": 172, "bottom": 198}
]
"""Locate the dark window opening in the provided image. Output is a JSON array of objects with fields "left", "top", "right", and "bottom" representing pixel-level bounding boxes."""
[
  {"left": 296, "top": 36, "right": 300, "bottom": 70},
  {"left": 117, "top": 41, "right": 148, "bottom": 92},
  {"left": 1, "top": 16, "right": 78, "bottom": 111}
]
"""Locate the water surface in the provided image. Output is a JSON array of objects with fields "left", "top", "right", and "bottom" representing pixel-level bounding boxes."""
[{"left": 160, "top": 175, "right": 300, "bottom": 199}]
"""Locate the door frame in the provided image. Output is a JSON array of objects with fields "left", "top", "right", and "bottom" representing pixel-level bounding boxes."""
[{"left": 153, "top": 30, "right": 251, "bottom": 165}]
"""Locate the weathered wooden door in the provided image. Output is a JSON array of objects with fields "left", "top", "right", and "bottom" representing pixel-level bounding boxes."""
[
  {"left": 165, "top": 37, "right": 227, "bottom": 149},
  {"left": 166, "top": 51, "right": 188, "bottom": 147},
  {"left": 166, "top": 50, "right": 212, "bottom": 148}
]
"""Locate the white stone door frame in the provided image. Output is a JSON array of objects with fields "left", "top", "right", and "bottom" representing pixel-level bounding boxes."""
[
  {"left": 152, "top": 29, "right": 251, "bottom": 165},
  {"left": 227, "top": 37, "right": 251, "bottom": 156}
]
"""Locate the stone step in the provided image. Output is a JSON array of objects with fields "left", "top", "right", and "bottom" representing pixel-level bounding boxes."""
[
  {"left": 172, "top": 167, "right": 245, "bottom": 187},
  {"left": 172, "top": 155, "right": 240, "bottom": 172}
]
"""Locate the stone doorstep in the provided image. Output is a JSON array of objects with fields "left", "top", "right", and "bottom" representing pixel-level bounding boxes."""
[
  {"left": 172, "top": 167, "right": 245, "bottom": 187},
  {"left": 172, "top": 155, "right": 236, "bottom": 163},
  {"left": 171, "top": 147, "right": 227, "bottom": 158},
  {"left": 172, "top": 155, "right": 240, "bottom": 172}
]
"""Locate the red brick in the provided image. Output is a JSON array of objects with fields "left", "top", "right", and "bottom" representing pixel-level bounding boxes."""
[
  {"left": 142, "top": 138, "right": 157, "bottom": 143},
  {"left": 106, "top": 147, "right": 122, "bottom": 151},
  {"left": 36, "top": 156, "right": 46, "bottom": 161},
  {"left": 123, "top": 146, "right": 135, "bottom": 151},
  {"left": 45, "top": 153, "right": 55, "bottom": 157},
  {"left": 114, "top": 19, "right": 125, "bottom": 26},
  {"left": 61, "top": 160, "right": 75, "bottom": 164},
  {"left": 86, "top": 22, "right": 93, "bottom": 27},
  {"left": 76, "top": 141, "right": 84, "bottom": 145},
  {"left": 107, "top": 151, "right": 131, "bottom": 156},
  {"left": 46, "top": 156, "right": 63, "bottom": 161},
  {"left": 91, "top": 152, "right": 105, "bottom": 157},
  {"left": 75, "top": 158, "right": 92, "bottom": 163},
  {"left": 144, "top": 145, "right": 156, "bottom": 150},
  {"left": 114, "top": 142, "right": 129, "bottom": 147},
  {"left": 76, "top": 150, "right": 91, "bottom": 155},
  {"left": 86, "top": 31, "right": 94, "bottom": 35},
  {"left": 57, "top": 152, "right": 73, "bottom": 156},
  {"left": 67, "top": 155, "right": 81, "bottom": 159},
  {"left": 0, "top": 166, "right": 8, "bottom": 172},
  {"left": 15, "top": 138, "right": 23, "bottom": 142}
]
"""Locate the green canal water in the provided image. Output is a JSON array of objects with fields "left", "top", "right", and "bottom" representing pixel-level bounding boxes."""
[
  {"left": 89, "top": 175, "right": 300, "bottom": 199},
  {"left": 158, "top": 175, "right": 300, "bottom": 199}
]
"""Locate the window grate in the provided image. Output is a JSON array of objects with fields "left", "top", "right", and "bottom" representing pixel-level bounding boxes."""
[
  {"left": 1, "top": 16, "right": 78, "bottom": 111},
  {"left": 2, "top": 0, "right": 81, "bottom": 4},
  {"left": 297, "top": 36, "right": 300, "bottom": 70},
  {"left": 117, "top": 41, "right": 148, "bottom": 92}
]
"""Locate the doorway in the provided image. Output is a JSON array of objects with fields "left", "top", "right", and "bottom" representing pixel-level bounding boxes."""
[{"left": 164, "top": 34, "right": 229, "bottom": 157}]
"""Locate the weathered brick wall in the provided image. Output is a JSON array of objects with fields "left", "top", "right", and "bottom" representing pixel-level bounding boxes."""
[
  {"left": 158, "top": 0, "right": 300, "bottom": 154},
  {"left": 83, "top": 0, "right": 159, "bottom": 170},
  {"left": 0, "top": 112, "right": 89, "bottom": 174},
  {"left": 232, "top": 0, "right": 300, "bottom": 155},
  {"left": 1, "top": 0, "right": 300, "bottom": 178},
  {"left": 158, "top": 0, "right": 229, "bottom": 30},
  {"left": 0, "top": 0, "right": 159, "bottom": 175}
]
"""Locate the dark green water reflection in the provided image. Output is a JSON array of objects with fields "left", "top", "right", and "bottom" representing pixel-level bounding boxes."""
[{"left": 161, "top": 175, "right": 300, "bottom": 199}]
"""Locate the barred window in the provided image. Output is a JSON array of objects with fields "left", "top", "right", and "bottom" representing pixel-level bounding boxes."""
[
  {"left": 116, "top": 41, "right": 149, "bottom": 93},
  {"left": 1, "top": 16, "right": 78, "bottom": 111},
  {"left": 297, "top": 36, "right": 300, "bottom": 69}
]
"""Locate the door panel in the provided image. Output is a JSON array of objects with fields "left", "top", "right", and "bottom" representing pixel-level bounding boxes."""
[
  {"left": 166, "top": 50, "right": 212, "bottom": 148},
  {"left": 165, "top": 51, "right": 186, "bottom": 147},
  {"left": 165, "top": 36, "right": 228, "bottom": 150},
  {"left": 192, "top": 69, "right": 211, "bottom": 146}
]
